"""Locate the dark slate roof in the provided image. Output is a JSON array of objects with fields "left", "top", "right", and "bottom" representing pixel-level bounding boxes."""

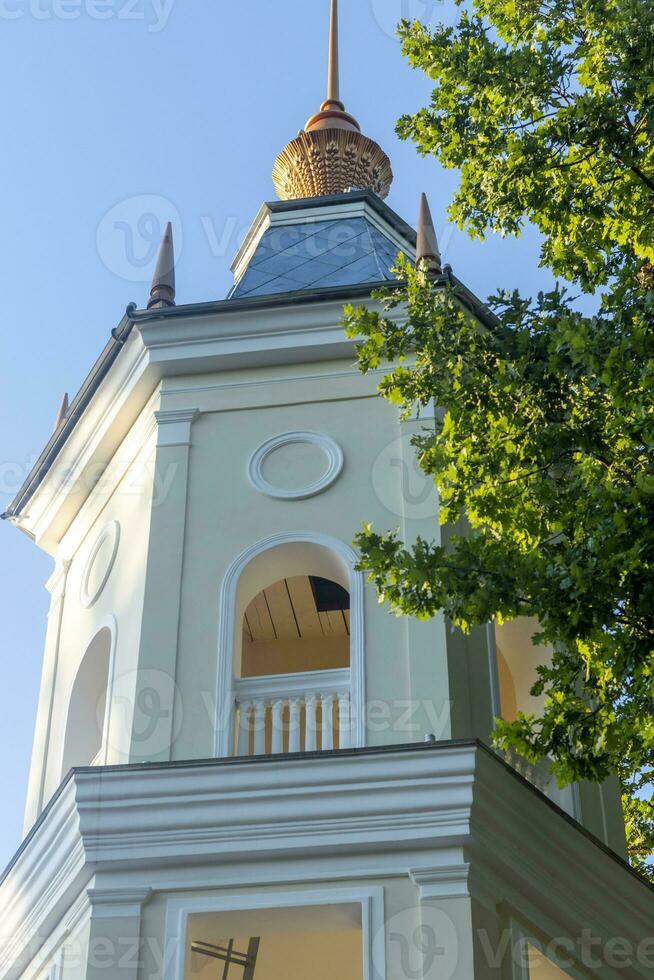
[{"left": 229, "top": 212, "right": 407, "bottom": 300}]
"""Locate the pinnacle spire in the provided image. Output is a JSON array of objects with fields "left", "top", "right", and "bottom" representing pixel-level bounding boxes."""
[
  {"left": 416, "top": 193, "right": 442, "bottom": 275},
  {"left": 53, "top": 392, "right": 69, "bottom": 433},
  {"left": 327, "top": 0, "right": 340, "bottom": 105},
  {"left": 147, "top": 222, "right": 176, "bottom": 310}
]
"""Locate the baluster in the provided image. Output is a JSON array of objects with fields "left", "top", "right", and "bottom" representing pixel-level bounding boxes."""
[
  {"left": 271, "top": 700, "right": 284, "bottom": 754},
  {"left": 253, "top": 699, "right": 266, "bottom": 755},
  {"left": 337, "top": 692, "right": 351, "bottom": 749},
  {"left": 237, "top": 700, "right": 251, "bottom": 757},
  {"left": 305, "top": 695, "right": 318, "bottom": 752},
  {"left": 288, "top": 698, "right": 301, "bottom": 753},
  {"left": 322, "top": 693, "right": 334, "bottom": 751}
]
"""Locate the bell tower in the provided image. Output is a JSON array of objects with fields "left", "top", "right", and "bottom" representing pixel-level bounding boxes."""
[{"left": 0, "top": 4, "right": 650, "bottom": 980}]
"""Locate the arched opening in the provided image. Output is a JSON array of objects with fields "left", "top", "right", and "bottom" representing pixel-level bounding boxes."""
[
  {"left": 493, "top": 618, "right": 579, "bottom": 818},
  {"left": 495, "top": 618, "right": 550, "bottom": 723},
  {"left": 61, "top": 627, "right": 112, "bottom": 777},
  {"left": 215, "top": 533, "right": 365, "bottom": 758},
  {"left": 240, "top": 575, "right": 350, "bottom": 679}
]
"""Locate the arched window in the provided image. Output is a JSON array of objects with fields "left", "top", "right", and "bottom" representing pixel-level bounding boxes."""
[
  {"left": 215, "top": 533, "right": 365, "bottom": 758},
  {"left": 61, "top": 626, "right": 113, "bottom": 777}
]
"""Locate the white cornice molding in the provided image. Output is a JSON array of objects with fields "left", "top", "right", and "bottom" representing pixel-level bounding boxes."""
[
  {"left": 28, "top": 331, "right": 151, "bottom": 553},
  {"left": 18, "top": 295, "right": 394, "bottom": 553},
  {"left": 1, "top": 748, "right": 651, "bottom": 980},
  {"left": 56, "top": 389, "right": 160, "bottom": 561},
  {"left": 154, "top": 408, "right": 200, "bottom": 449},
  {"left": 410, "top": 864, "right": 471, "bottom": 901},
  {"left": 87, "top": 887, "right": 153, "bottom": 919}
]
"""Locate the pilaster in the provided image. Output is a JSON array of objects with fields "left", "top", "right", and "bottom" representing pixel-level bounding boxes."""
[
  {"left": 399, "top": 407, "right": 453, "bottom": 742},
  {"left": 84, "top": 889, "right": 152, "bottom": 980},
  {"left": 409, "top": 865, "right": 503, "bottom": 979},
  {"left": 131, "top": 409, "right": 199, "bottom": 764},
  {"left": 23, "top": 558, "right": 72, "bottom": 834}
]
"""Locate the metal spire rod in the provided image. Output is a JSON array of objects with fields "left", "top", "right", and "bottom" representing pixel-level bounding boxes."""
[{"left": 327, "top": 0, "right": 340, "bottom": 104}]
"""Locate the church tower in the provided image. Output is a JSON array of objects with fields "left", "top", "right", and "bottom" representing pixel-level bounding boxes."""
[{"left": 1, "top": 4, "right": 651, "bottom": 979}]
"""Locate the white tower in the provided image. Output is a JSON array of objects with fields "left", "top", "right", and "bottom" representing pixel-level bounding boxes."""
[{"left": 1, "top": 4, "right": 651, "bottom": 979}]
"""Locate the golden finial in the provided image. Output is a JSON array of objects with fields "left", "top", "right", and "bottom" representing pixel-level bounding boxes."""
[{"left": 273, "top": 0, "right": 393, "bottom": 200}]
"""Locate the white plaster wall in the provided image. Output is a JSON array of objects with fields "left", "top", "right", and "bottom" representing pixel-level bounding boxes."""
[
  {"left": 27, "top": 433, "right": 156, "bottom": 820},
  {"left": 165, "top": 362, "right": 450, "bottom": 761}
]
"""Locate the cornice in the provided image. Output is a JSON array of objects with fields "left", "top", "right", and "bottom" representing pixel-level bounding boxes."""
[
  {"left": 470, "top": 749, "right": 653, "bottom": 950},
  {"left": 86, "top": 888, "right": 153, "bottom": 919},
  {"left": 1, "top": 743, "right": 651, "bottom": 980},
  {"left": 6, "top": 292, "right": 391, "bottom": 552}
]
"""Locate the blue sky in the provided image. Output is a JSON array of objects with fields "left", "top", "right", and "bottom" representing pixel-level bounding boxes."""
[{"left": 0, "top": 0, "right": 558, "bottom": 869}]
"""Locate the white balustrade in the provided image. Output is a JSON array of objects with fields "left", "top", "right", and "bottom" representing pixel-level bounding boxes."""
[{"left": 233, "top": 668, "right": 352, "bottom": 757}]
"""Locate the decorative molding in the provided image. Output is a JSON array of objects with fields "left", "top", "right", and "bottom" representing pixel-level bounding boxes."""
[
  {"left": 29, "top": 334, "right": 151, "bottom": 552},
  {"left": 45, "top": 559, "right": 72, "bottom": 603},
  {"left": 214, "top": 531, "right": 365, "bottom": 757},
  {"left": 248, "top": 431, "right": 344, "bottom": 500},
  {"left": 154, "top": 408, "right": 200, "bottom": 449},
  {"left": 87, "top": 888, "right": 153, "bottom": 920},
  {"left": 19, "top": 294, "right": 389, "bottom": 549},
  {"left": 1, "top": 744, "right": 652, "bottom": 980},
  {"left": 273, "top": 128, "right": 393, "bottom": 201},
  {"left": 410, "top": 864, "right": 471, "bottom": 901},
  {"left": 62, "top": 888, "right": 92, "bottom": 938},
  {"left": 79, "top": 521, "right": 120, "bottom": 609}
]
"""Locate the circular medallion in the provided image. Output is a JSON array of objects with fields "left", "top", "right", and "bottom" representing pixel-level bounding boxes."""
[
  {"left": 80, "top": 521, "right": 120, "bottom": 608},
  {"left": 248, "top": 431, "right": 344, "bottom": 500}
]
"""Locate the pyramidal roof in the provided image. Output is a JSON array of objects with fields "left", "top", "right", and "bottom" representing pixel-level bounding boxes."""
[{"left": 229, "top": 190, "right": 416, "bottom": 301}]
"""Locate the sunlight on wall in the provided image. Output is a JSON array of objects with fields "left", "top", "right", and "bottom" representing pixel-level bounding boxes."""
[
  {"left": 495, "top": 618, "right": 552, "bottom": 722},
  {"left": 528, "top": 943, "right": 571, "bottom": 978}
]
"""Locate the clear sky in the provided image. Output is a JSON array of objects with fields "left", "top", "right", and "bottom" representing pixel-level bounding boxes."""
[{"left": 0, "top": 0, "right": 559, "bottom": 869}]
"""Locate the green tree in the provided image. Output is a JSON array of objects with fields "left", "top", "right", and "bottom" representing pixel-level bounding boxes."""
[{"left": 342, "top": 0, "right": 653, "bottom": 878}]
